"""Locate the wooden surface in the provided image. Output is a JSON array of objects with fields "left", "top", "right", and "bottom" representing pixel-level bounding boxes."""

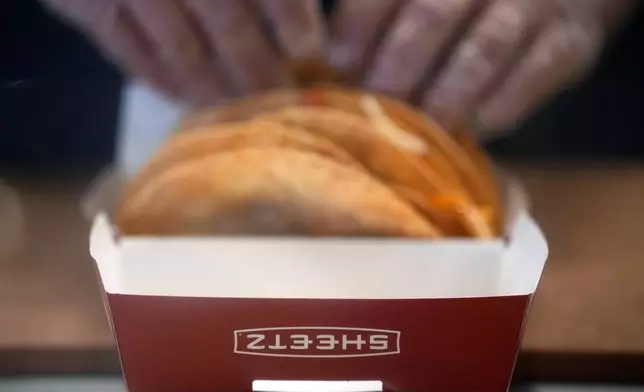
[
  {"left": 1, "top": 165, "right": 644, "bottom": 379},
  {"left": 516, "top": 165, "right": 644, "bottom": 354},
  {"left": 0, "top": 176, "right": 110, "bottom": 349}
]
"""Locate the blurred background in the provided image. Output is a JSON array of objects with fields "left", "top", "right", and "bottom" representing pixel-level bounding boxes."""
[{"left": 1, "top": 0, "right": 644, "bottom": 390}]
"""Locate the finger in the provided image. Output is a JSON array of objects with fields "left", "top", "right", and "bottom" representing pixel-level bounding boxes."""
[
  {"left": 477, "top": 21, "right": 603, "bottom": 132},
  {"left": 327, "top": 0, "right": 401, "bottom": 80},
  {"left": 256, "top": 0, "right": 327, "bottom": 59},
  {"left": 422, "top": 0, "right": 533, "bottom": 129},
  {"left": 43, "top": 0, "right": 182, "bottom": 99},
  {"left": 365, "top": 0, "right": 480, "bottom": 100},
  {"left": 127, "top": 0, "right": 229, "bottom": 105},
  {"left": 186, "top": 0, "right": 292, "bottom": 95}
]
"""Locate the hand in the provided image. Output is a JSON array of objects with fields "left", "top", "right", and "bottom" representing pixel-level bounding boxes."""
[
  {"left": 43, "top": 0, "right": 326, "bottom": 106},
  {"left": 328, "top": 0, "right": 634, "bottom": 136}
]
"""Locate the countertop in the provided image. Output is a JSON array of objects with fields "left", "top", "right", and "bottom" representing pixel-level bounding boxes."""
[{"left": 1, "top": 164, "right": 644, "bottom": 383}]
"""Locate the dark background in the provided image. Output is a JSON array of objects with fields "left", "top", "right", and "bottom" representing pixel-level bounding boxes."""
[{"left": 1, "top": 0, "right": 643, "bottom": 172}]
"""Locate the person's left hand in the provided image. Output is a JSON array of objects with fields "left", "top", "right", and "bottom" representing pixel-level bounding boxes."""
[
  {"left": 328, "top": 0, "right": 634, "bottom": 136},
  {"left": 42, "top": 0, "right": 327, "bottom": 107}
]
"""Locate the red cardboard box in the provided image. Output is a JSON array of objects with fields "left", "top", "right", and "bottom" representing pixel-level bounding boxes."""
[{"left": 84, "top": 83, "right": 549, "bottom": 392}]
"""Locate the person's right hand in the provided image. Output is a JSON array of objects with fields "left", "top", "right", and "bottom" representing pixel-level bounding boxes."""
[
  {"left": 327, "top": 0, "right": 635, "bottom": 136},
  {"left": 42, "top": 0, "right": 327, "bottom": 106}
]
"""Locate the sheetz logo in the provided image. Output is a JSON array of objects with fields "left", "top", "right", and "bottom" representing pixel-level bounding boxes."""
[{"left": 234, "top": 327, "right": 401, "bottom": 358}]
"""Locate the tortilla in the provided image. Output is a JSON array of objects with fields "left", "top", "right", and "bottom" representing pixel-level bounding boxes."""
[
  {"left": 390, "top": 185, "right": 495, "bottom": 239},
  {"left": 119, "top": 120, "right": 362, "bottom": 205},
  {"left": 298, "top": 87, "right": 502, "bottom": 235},
  {"left": 257, "top": 106, "right": 493, "bottom": 237},
  {"left": 178, "top": 90, "right": 300, "bottom": 130},
  {"left": 180, "top": 88, "right": 478, "bottom": 199},
  {"left": 259, "top": 106, "right": 449, "bottom": 191},
  {"left": 116, "top": 148, "right": 441, "bottom": 238},
  {"left": 117, "top": 83, "right": 502, "bottom": 239},
  {"left": 451, "top": 127, "right": 504, "bottom": 235}
]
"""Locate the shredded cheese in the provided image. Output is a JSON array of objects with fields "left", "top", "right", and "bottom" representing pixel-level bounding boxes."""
[{"left": 360, "top": 95, "right": 429, "bottom": 155}]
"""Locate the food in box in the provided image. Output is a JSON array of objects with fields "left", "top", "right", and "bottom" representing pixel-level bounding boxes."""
[{"left": 84, "top": 81, "right": 548, "bottom": 392}]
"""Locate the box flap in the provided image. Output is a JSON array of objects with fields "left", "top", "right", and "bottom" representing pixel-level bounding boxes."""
[{"left": 89, "top": 206, "right": 547, "bottom": 299}]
